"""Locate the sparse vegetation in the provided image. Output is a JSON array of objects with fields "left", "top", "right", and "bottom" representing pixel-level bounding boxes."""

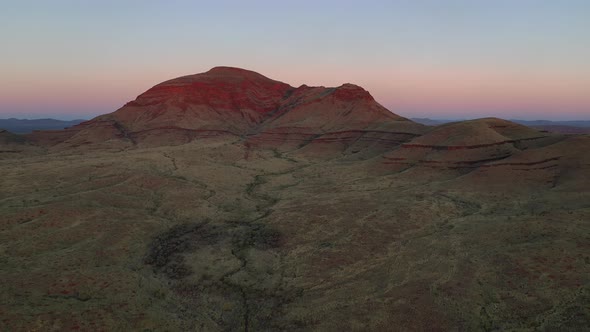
[{"left": 1, "top": 106, "right": 589, "bottom": 330}]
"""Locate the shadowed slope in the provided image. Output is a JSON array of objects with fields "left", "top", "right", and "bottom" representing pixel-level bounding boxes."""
[{"left": 246, "top": 83, "right": 425, "bottom": 156}]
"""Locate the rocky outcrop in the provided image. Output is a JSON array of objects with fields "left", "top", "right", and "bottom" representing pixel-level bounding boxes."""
[{"left": 379, "top": 118, "right": 568, "bottom": 177}]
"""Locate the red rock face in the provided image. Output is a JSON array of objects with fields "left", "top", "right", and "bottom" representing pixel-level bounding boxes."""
[
  {"left": 28, "top": 66, "right": 425, "bottom": 153},
  {"left": 126, "top": 67, "right": 293, "bottom": 114}
]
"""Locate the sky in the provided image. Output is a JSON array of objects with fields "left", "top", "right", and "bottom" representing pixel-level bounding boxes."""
[{"left": 1, "top": 0, "right": 589, "bottom": 120}]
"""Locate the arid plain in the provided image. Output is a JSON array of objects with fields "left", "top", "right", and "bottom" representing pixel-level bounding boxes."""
[{"left": 1, "top": 67, "right": 589, "bottom": 331}]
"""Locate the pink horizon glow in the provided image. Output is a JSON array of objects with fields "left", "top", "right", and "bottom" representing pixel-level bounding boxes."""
[{"left": 2, "top": 64, "right": 588, "bottom": 120}]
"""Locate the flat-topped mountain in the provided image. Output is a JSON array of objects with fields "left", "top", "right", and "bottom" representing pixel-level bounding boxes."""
[
  {"left": 113, "top": 66, "right": 410, "bottom": 133},
  {"left": 28, "top": 67, "right": 424, "bottom": 152}
]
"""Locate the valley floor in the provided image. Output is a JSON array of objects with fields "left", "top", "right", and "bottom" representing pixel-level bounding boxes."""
[{"left": 1, "top": 138, "right": 589, "bottom": 331}]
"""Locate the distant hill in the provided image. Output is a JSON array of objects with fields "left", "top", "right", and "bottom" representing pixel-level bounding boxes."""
[
  {"left": 0, "top": 118, "right": 86, "bottom": 134},
  {"left": 411, "top": 117, "right": 590, "bottom": 134},
  {"left": 408, "top": 118, "right": 450, "bottom": 126},
  {"left": 510, "top": 119, "right": 590, "bottom": 127},
  {"left": 532, "top": 125, "right": 590, "bottom": 134}
]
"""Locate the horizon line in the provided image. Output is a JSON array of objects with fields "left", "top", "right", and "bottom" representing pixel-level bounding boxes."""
[{"left": 2, "top": 115, "right": 590, "bottom": 122}]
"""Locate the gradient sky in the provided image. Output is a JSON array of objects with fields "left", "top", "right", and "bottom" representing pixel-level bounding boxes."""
[{"left": 1, "top": 0, "right": 589, "bottom": 120}]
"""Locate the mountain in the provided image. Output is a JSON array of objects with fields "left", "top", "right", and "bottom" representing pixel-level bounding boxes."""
[
  {"left": 1, "top": 68, "right": 589, "bottom": 331},
  {"left": 28, "top": 67, "right": 426, "bottom": 154},
  {"left": 0, "top": 118, "right": 86, "bottom": 134}
]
